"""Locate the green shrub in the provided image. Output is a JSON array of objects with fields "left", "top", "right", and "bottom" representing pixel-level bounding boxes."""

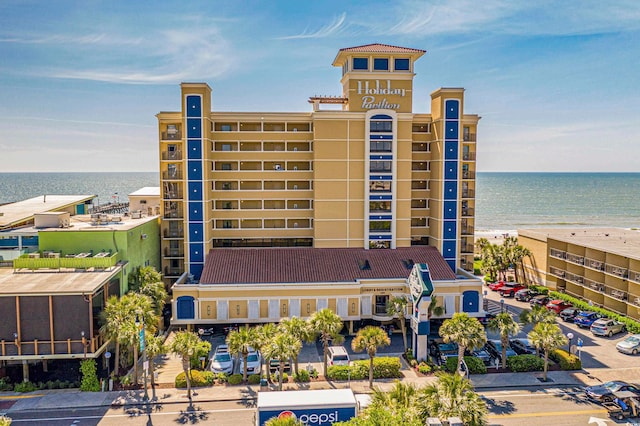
[
  {"left": 190, "top": 340, "right": 212, "bottom": 369},
  {"left": 294, "top": 370, "right": 310, "bottom": 382},
  {"left": 175, "top": 370, "right": 213, "bottom": 388},
  {"left": 228, "top": 374, "right": 243, "bottom": 385},
  {"left": 404, "top": 349, "right": 415, "bottom": 362},
  {"left": 529, "top": 285, "right": 549, "bottom": 295},
  {"left": 309, "top": 368, "right": 318, "bottom": 379},
  {"left": 409, "top": 359, "right": 418, "bottom": 368},
  {"left": 507, "top": 355, "right": 544, "bottom": 372},
  {"left": 417, "top": 363, "right": 432, "bottom": 375},
  {"left": 327, "top": 357, "right": 402, "bottom": 381},
  {"left": 0, "top": 378, "right": 13, "bottom": 391},
  {"left": 270, "top": 372, "right": 289, "bottom": 382},
  {"left": 14, "top": 381, "right": 37, "bottom": 393},
  {"left": 0, "top": 415, "right": 12, "bottom": 426},
  {"left": 248, "top": 374, "right": 262, "bottom": 385},
  {"left": 444, "top": 356, "right": 487, "bottom": 374},
  {"left": 549, "top": 349, "right": 582, "bottom": 370},
  {"left": 80, "top": 359, "right": 101, "bottom": 392},
  {"left": 215, "top": 373, "right": 228, "bottom": 384}
]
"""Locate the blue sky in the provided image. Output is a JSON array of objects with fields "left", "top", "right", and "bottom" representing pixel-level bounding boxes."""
[{"left": 1, "top": 0, "right": 639, "bottom": 172}]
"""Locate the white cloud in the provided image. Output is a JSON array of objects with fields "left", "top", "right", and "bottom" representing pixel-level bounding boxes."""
[{"left": 277, "top": 13, "right": 347, "bottom": 40}]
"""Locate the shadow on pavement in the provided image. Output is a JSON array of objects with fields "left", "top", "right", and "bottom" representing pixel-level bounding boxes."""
[
  {"left": 483, "top": 397, "right": 516, "bottom": 415},
  {"left": 175, "top": 400, "right": 209, "bottom": 424}
]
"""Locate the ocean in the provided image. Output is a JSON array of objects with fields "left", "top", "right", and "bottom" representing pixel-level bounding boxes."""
[{"left": 1, "top": 172, "right": 639, "bottom": 234}]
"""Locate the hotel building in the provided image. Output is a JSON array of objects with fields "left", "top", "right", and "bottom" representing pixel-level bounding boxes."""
[
  {"left": 157, "top": 43, "right": 483, "bottom": 359},
  {"left": 520, "top": 228, "right": 640, "bottom": 321}
]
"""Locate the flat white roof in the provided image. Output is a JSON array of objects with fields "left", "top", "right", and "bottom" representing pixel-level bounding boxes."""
[
  {"left": 129, "top": 187, "right": 160, "bottom": 196},
  {"left": 258, "top": 389, "right": 356, "bottom": 409},
  {"left": 0, "top": 195, "right": 95, "bottom": 229},
  {"left": 0, "top": 266, "right": 122, "bottom": 295}
]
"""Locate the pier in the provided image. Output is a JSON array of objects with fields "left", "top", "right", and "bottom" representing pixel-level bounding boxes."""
[{"left": 89, "top": 202, "right": 129, "bottom": 215}]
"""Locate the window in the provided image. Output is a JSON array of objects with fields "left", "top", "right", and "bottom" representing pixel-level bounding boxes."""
[
  {"left": 223, "top": 220, "right": 233, "bottom": 229},
  {"left": 395, "top": 58, "right": 410, "bottom": 71},
  {"left": 370, "top": 120, "right": 392, "bottom": 132},
  {"left": 221, "top": 163, "right": 232, "bottom": 170},
  {"left": 370, "top": 161, "right": 392, "bottom": 172},
  {"left": 221, "top": 124, "right": 231, "bottom": 131},
  {"left": 370, "top": 221, "right": 391, "bottom": 232},
  {"left": 375, "top": 295, "right": 388, "bottom": 315},
  {"left": 370, "top": 141, "right": 391, "bottom": 152},
  {"left": 370, "top": 181, "right": 391, "bottom": 192},
  {"left": 222, "top": 144, "right": 231, "bottom": 152},
  {"left": 353, "top": 57, "right": 368, "bottom": 70},
  {"left": 412, "top": 123, "right": 431, "bottom": 133},
  {"left": 222, "top": 182, "right": 231, "bottom": 190},
  {"left": 373, "top": 58, "right": 389, "bottom": 71},
  {"left": 369, "top": 201, "right": 391, "bottom": 212}
]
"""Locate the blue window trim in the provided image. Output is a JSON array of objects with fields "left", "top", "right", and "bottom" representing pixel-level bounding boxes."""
[
  {"left": 373, "top": 58, "right": 389, "bottom": 71},
  {"left": 353, "top": 57, "right": 368, "bottom": 70},
  {"left": 394, "top": 58, "right": 410, "bottom": 71}
]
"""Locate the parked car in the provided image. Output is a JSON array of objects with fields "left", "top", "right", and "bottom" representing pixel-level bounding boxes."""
[
  {"left": 585, "top": 381, "right": 640, "bottom": 403},
  {"left": 488, "top": 281, "right": 507, "bottom": 291},
  {"left": 268, "top": 358, "right": 292, "bottom": 374},
  {"left": 211, "top": 345, "right": 234, "bottom": 374},
  {"left": 559, "top": 308, "right": 580, "bottom": 323},
  {"left": 574, "top": 311, "right": 603, "bottom": 328},
  {"left": 510, "top": 338, "right": 538, "bottom": 356},
  {"left": 591, "top": 319, "right": 626, "bottom": 337},
  {"left": 515, "top": 289, "right": 541, "bottom": 302},
  {"left": 616, "top": 334, "right": 640, "bottom": 355},
  {"left": 499, "top": 283, "right": 527, "bottom": 298},
  {"left": 546, "top": 299, "right": 573, "bottom": 314},
  {"left": 478, "top": 312, "right": 496, "bottom": 327},
  {"left": 485, "top": 339, "right": 517, "bottom": 362},
  {"left": 529, "top": 295, "right": 550, "bottom": 307},
  {"left": 239, "top": 348, "right": 261, "bottom": 375},
  {"left": 466, "top": 347, "right": 493, "bottom": 366}
]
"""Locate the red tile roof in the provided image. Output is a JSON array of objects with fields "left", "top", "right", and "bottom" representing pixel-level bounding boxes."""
[
  {"left": 199, "top": 246, "right": 456, "bottom": 285},
  {"left": 338, "top": 43, "right": 426, "bottom": 54}
]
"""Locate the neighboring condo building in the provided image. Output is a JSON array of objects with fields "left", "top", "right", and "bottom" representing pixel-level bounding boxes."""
[
  {"left": 157, "top": 43, "right": 480, "bottom": 283},
  {"left": 158, "top": 43, "right": 483, "bottom": 359},
  {"left": 519, "top": 228, "right": 640, "bottom": 321}
]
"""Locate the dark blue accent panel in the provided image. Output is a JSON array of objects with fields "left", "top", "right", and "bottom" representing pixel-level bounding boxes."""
[
  {"left": 370, "top": 235, "right": 392, "bottom": 240},
  {"left": 371, "top": 114, "right": 392, "bottom": 120},
  {"left": 444, "top": 161, "right": 458, "bottom": 179},
  {"left": 176, "top": 296, "right": 195, "bottom": 319},
  {"left": 462, "top": 291, "right": 480, "bottom": 313},
  {"left": 370, "top": 195, "right": 393, "bottom": 200},
  {"left": 445, "top": 121, "right": 459, "bottom": 140},
  {"left": 187, "top": 140, "right": 202, "bottom": 159},
  {"left": 186, "top": 95, "right": 201, "bottom": 117},
  {"left": 444, "top": 201, "right": 457, "bottom": 219},
  {"left": 353, "top": 57, "right": 368, "bottom": 70},
  {"left": 187, "top": 118, "right": 202, "bottom": 138},
  {"left": 188, "top": 161, "right": 202, "bottom": 180},
  {"left": 445, "top": 99, "right": 459, "bottom": 119},
  {"left": 445, "top": 142, "right": 458, "bottom": 160},
  {"left": 188, "top": 202, "right": 203, "bottom": 221},
  {"left": 369, "top": 215, "right": 393, "bottom": 220},
  {"left": 417, "top": 321, "right": 430, "bottom": 335},
  {"left": 371, "top": 175, "right": 393, "bottom": 180},
  {"left": 395, "top": 58, "right": 410, "bottom": 71},
  {"left": 370, "top": 134, "right": 393, "bottom": 139},
  {"left": 190, "top": 243, "right": 204, "bottom": 262},
  {"left": 446, "top": 259, "right": 457, "bottom": 271},
  {"left": 189, "top": 223, "right": 204, "bottom": 242},
  {"left": 370, "top": 155, "right": 393, "bottom": 160},
  {"left": 444, "top": 181, "right": 458, "bottom": 200},
  {"left": 188, "top": 181, "right": 203, "bottom": 201},
  {"left": 189, "top": 263, "right": 203, "bottom": 280},
  {"left": 443, "top": 221, "right": 457, "bottom": 239},
  {"left": 443, "top": 240, "right": 457, "bottom": 258}
]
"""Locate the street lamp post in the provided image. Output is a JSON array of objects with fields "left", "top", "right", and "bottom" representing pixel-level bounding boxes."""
[
  {"left": 567, "top": 332, "right": 574, "bottom": 353},
  {"left": 81, "top": 331, "right": 88, "bottom": 358},
  {"left": 500, "top": 298, "right": 505, "bottom": 313},
  {"left": 135, "top": 316, "right": 149, "bottom": 401}
]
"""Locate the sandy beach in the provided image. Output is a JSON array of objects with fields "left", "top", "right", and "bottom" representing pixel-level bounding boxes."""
[{"left": 474, "top": 230, "right": 518, "bottom": 247}]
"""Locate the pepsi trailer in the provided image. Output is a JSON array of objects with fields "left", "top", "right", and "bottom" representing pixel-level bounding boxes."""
[{"left": 256, "top": 389, "right": 357, "bottom": 426}]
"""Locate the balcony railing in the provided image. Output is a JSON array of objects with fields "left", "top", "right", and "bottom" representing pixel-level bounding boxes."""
[
  {"left": 461, "top": 244, "right": 475, "bottom": 253},
  {"left": 585, "top": 258, "right": 605, "bottom": 271},
  {"left": 164, "top": 191, "right": 183, "bottom": 200},
  {"left": 565, "top": 272, "right": 584, "bottom": 284},
  {"left": 163, "top": 228, "right": 184, "bottom": 238},
  {"left": 164, "top": 248, "right": 184, "bottom": 257},
  {"left": 550, "top": 248, "right": 566, "bottom": 259},
  {"left": 1, "top": 334, "right": 104, "bottom": 357},
  {"left": 462, "top": 190, "right": 475, "bottom": 198},
  {"left": 462, "top": 170, "right": 476, "bottom": 180},
  {"left": 605, "top": 265, "right": 628, "bottom": 279},
  {"left": 632, "top": 295, "right": 640, "bottom": 307},
  {"left": 162, "top": 171, "right": 183, "bottom": 180},
  {"left": 461, "top": 208, "right": 474, "bottom": 217},
  {"left": 164, "top": 267, "right": 183, "bottom": 276},
  {"left": 629, "top": 270, "right": 640, "bottom": 284},
  {"left": 463, "top": 133, "right": 476, "bottom": 142},
  {"left": 549, "top": 266, "right": 565, "bottom": 278},
  {"left": 14, "top": 252, "right": 118, "bottom": 272},
  {"left": 462, "top": 152, "right": 476, "bottom": 160},
  {"left": 584, "top": 279, "right": 605, "bottom": 293},
  {"left": 164, "top": 210, "right": 184, "bottom": 219},
  {"left": 460, "top": 226, "right": 474, "bottom": 236},
  {"left": 605, "top": 286, "right": 628, "bottom": 301},
  {"left": 161, "top": 131, "right": 182, "bottom": 140},
  {"left": 162, "top": 151, "right": 182, "bottom": 161},
  {"left": 566, "top": 254, "right": 584, "bottom": 265}
]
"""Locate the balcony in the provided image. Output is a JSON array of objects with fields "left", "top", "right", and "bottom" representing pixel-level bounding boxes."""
[
  {"left": 462, "top": 152, "right": 476, "bottom": 161},
  {"left": 462, "top": 189, "right": 475, "bottom": 198},
  {"left": 14, "top": 252, "right": 119, "bottom": 272},
  {"left": 461, "top": 244, "right": 475, "bottom": 254},
  {"left": 164, "top": 191, "right": 183, "bottom": 200},
  {"left": 566, "top": 254, "right": 585, "bottom": 265},
  {"left": 605, "top": 265, "right": 628, "bottom": 279},
  {"left": 161, "top": 131, "right": 182, "bottom": 140},
  {"left": 164, "top": 248, "right": 184, "bottom": 257},
  {"left": 460, "top": 226, "right": 474, "bottom": 236},
  {"left": 164, "top": 210, "right": 184, "bottom": 219},
  {"left": 632, "top": 295, "right": 640, "bottom": 307},
  {"left": 549, "top": 266, "right": 565, "bottom": 278},
  {"left": 584, "top": 279, "right": 605, "bottom": 293},
  {"left": 605, "top": 286, "right": 628, "bottom": 301},
  {"left": 462, "top": 170, "right": 476, "bottom": 180},
  {"left": 550, "top": 248, "right": 566, "bottom": 260},
  {"left": 164, "top": 267, "right": 183, "bottom": 276},
  {"left": 461, "top": 208, "right": 474, "bottom": 217},
  {"left": 162, "top": 171, "right": 183, "bottom": 180},
  {"left": 162, "top": 151, "right": 182, "bottom": 161},
  {"left": 163, "top": 228, "right": 184, "bottom": 238},
  {"left": 565, "top": 272, "right": 584, "bottom": 284},
  {"left": 585, "top": 258, "right": 605, "bottom": 271},
  {"left": 629, "top": 270, "right": 640, "bottom": 284},
  {"left": 463, "top": 133, "right": 476, "bottom": 142}
]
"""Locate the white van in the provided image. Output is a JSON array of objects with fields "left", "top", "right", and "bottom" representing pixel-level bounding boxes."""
[{"left": 328, "top": 346, "right": 350, "bottom": 366}]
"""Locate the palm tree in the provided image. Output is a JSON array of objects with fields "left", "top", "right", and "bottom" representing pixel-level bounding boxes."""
[
  {"left": 129, "top": 265, "right": 163, "bottom": 293},
  {"left": 386, "top": 296, "right": 409, "bottom": 351},
  {"left": 265, "top": 416, "right": 305, "bottom": 426},
  {"left": 138, "top": 280, "right": 168, "bottom": 316},
  {"left": 420, "top": 372, "right": 488, "bottom": 426},
  {"left": 169, "top": 330, "right": 202, "bottom": 399},
  {"left": 279, "top": 317, "right": 313, "bottom": 375},
  {"left": 227, "top": 326, "right": 258, "bottom": 383},
  {"left": 519, "top": 304, "right": 556, "bottom": 326},
  {"left": 101, "top": 295, "right": 129, "bottom": 377},
  {"left": 309, "top": 308, "right": 344, "bottom": 378},
  {"left": 439, "top": 313, "right": 487, "bottom": 374},
  {"left": 528, "top": 322, "right": 567, "bottom": 382},
  {"left": 121, "top": 292, "right": 157, "bottom": 386},
  {"left": 487, "top": 312, "right": 521, "bottom": 369},
  {"left": 351, "top": 326, "right": 391, "bottom": 388},
  {"left": 428, "top": 295, "right": 445, "bottom": 319},
  {"left": 264, "top": 331, "right": 301, "bottom": 391},
  {"left": 144, "top": 332, "right": 166, "bottom": 387},
  {"left": 254, "top": 323, "right": 277, "bottom": 382}
]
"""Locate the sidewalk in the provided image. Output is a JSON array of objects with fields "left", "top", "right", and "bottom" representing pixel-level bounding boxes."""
[{"left": 5, "top": 366, "right": 640, "bottom": 414}]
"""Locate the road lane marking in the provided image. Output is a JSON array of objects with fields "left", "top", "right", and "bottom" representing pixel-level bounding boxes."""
[
  {"left": 489, "top": 408, "right": 607, "bottom": 419},
  {"left": 0, "top": 395, "right": 43, "bottom": 400}
]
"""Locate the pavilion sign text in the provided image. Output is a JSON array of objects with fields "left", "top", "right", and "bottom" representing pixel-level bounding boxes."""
[{"left": 357, "top": 80, "right": 405, "bottom": 110}]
